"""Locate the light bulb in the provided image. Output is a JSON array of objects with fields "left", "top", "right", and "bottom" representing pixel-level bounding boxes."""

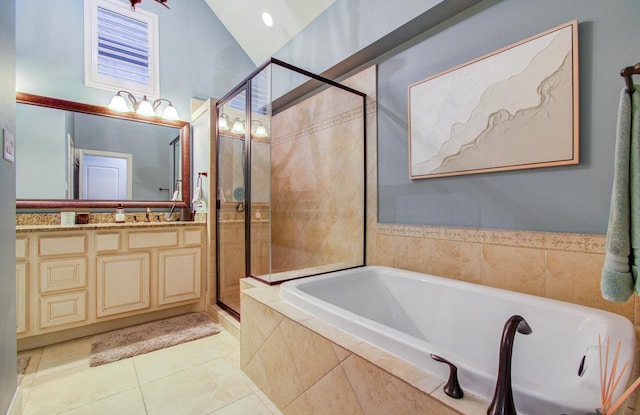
[{"left": 261, "top": 10, "right": 273, "bottom": 27}]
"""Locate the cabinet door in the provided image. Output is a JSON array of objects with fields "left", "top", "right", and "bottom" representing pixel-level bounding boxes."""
[
  {"left": 158, "top": 248, "right": 201, "bottom": 305},
  {"left": 97, "top": 253, "right": 150, "bottom": 317},
  {"left": 16, "top": 263, "right": 27, "bottom": 334}
]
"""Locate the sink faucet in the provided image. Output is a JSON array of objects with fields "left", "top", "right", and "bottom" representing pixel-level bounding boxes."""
[{"left": 487, "top": 315, "right": 532, "bottom": 415}]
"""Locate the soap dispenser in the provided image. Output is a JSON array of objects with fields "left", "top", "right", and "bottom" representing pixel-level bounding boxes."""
[{"left": 115, "top": 204, "right": 125, "bottom": 223}]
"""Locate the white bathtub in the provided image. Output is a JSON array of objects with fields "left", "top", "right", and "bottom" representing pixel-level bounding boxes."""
[{"left": 280, "top": 266, "right": 635, "bottom": 415}]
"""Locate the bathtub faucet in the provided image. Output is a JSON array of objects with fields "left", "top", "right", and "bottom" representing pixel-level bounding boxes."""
[{"left": 487, "top": 315, "right": 532, "bottom": 415}]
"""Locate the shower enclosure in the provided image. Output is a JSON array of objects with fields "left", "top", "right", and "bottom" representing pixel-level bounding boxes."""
[{"left": 215, "top": 59, "right": 367, "bottom": 317}]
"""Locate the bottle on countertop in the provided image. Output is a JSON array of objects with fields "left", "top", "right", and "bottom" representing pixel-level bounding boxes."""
[{"left": 115, "top": 204, "right": 125, "bottom": 223}]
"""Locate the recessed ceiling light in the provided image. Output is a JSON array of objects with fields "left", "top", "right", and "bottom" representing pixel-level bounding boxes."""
[{"left": 261, "top": 10, "right": 274, "bottom": 27}]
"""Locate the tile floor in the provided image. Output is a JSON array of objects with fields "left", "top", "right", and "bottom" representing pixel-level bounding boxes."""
[{"left": 18, "top": 327, "right": 283, "bottom": 415}]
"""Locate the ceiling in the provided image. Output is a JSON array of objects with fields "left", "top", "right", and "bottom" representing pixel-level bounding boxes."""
[{"left": 203, "top": 0, "right": 335, "bottom": 65}]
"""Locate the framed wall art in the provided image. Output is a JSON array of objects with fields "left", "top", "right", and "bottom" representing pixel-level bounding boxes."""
[{"left": 408, "top": 20, "right": 579, "bottom": 179}]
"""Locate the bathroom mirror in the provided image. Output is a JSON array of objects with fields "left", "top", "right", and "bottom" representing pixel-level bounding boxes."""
[{"left": 15, "top": 92, "right": 190, "bottom": 209}]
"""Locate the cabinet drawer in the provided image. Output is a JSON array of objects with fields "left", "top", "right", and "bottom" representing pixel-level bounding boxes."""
[
  {"left": 95, "top": 233, "right": 120, "bottom": 252},
  {"left": 128, "top": 231, "right": 178, "bottom": 249},
  {"left": 183, "top": 228, "right": 202, "bottom": 246},
  {"left": 40, "top": 291, "right": 87, "bottom": 329},
  {"left": 39, "top": 235, "right": 86, "bottom": 256},
  {"left": 39, "top": 258, "right": 87, "bottom": 293}
]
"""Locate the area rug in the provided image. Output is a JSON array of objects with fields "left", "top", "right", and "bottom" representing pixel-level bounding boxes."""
[
  {"left": 17, "top": 355, "right": 30, "bottom": 385},
  {"left": 89, "top": 313, "right": 220, "bottom": 367}
]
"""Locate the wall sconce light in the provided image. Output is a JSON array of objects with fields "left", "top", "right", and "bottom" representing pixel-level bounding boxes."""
[
  {"left": 252, "top": 120, "right": 269, "bottom": 138},
  {"left": 218, "top": 113, "right": 230, "bottom": 131},
  {"left": 153, "top": 98, "right": 180, "bottom": 121},
  {"left": 108, "top": 90, "right": 180, "bottom": 120},
  {"left": 231, "top": 118, "right": 245, "bottom": 134}
]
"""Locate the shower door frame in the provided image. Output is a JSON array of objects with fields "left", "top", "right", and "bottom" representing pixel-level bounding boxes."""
[{"left": 215, "top": 58, "right": 368, "bottom": 319}]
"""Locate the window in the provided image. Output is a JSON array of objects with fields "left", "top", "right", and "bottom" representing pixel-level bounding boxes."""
[{"left": 84, "top": 0, "right": 159, "bottom": 97}]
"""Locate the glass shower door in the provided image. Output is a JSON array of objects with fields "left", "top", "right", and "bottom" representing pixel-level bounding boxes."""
[{"left": 216, "top": 90, "right": 247, "bottom": 316}]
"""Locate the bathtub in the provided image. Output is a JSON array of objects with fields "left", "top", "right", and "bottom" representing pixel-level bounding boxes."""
[{"left": 279, "top": 266, "right": 636, "bottom": 415}]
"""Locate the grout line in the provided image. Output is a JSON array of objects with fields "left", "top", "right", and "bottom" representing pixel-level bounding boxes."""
[{"left": 131, "top": 358, "right": 150, "bottom": 414}]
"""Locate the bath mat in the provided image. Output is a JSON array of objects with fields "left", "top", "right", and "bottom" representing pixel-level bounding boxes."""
[
  {"left": 17, "top": 355, "right": 30, "bottom": 386},
  {"left": 89, "top": 313, "right": 220, "bottom": 367}
]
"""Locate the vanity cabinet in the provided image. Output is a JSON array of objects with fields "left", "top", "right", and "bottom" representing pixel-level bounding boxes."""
[{"left": 16, "top": 223, "right": 206, "bottom": 343}]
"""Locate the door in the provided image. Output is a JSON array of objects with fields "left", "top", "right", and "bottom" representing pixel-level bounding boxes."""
[
  {"left": 216, "top": 89, "right": 247, "bottom": 317},
  {"left": 77, "top": 149, "right": 132, "bottom": 200}
]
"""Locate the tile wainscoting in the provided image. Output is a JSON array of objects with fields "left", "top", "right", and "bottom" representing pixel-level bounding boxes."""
[{"left": 370, "top": 224, "right": 634, "bottom": 324}]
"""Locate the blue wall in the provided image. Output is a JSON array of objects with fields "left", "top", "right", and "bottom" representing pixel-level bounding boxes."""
[
  {"left": 277, "top": 0, "right": 640, "bottom": 235},
  {"left": 16, "top": 0, "right": 256, "bottom": 119}
]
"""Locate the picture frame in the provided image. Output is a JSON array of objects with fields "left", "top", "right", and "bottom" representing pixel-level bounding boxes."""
[{"left": 408, "top": 20, "right": 579, "bottom": 179}]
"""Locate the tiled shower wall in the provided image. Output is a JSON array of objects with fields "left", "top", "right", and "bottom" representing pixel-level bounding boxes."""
[{"left": 270, "top": 82, "right": 365, "bottom": 274}]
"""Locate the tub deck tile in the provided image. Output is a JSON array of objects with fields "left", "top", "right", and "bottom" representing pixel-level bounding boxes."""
[
  {"left": 350, "top": 341, "right": 444, "bottom": 395},
  {"left": 299, "top": 317, "right": 364, "bottom": 351},
  {"left": 431, "top": 388, "right": 487, "bottom": 415}
]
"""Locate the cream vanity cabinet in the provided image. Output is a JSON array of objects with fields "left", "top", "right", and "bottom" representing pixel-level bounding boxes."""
[{"left": 15, "top": 224, "right": 206, "bottom": 342}]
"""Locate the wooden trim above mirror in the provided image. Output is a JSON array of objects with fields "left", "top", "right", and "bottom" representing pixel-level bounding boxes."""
[{"left": 16, "top": 92, "right": 190, "bottom": 210}]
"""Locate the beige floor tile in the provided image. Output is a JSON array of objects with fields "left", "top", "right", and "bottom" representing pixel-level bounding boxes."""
[
  {"left": 133, "top": 333, "right": 228, "bottom": 384},
  {"left": 24, "top": 358, "right": 138, "bottom": 415},
  {"left": 18, "top": 347, "right": 43, "bottom": 406},
  {"left": 35, "top": 336, "right": 93, "bottom": 378},
  {"left": 20, "top": 326, "right": 280, "bottom": 415},
  {"left": 141, "top": 358, "right": 254, "bottom": 415},
  {"left": 209, "top": 393, "right": 278, "bottom": 415},
  {"left": 255, "top": 390, "right": 283, "bottom": 415},
  {"left": 59, "top": 387, "right": 147, "bottom": 415}
]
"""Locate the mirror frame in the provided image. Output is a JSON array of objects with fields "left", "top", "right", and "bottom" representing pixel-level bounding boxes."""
[{"left": 16, "top": 92, "right": 191, "bottom": 209}]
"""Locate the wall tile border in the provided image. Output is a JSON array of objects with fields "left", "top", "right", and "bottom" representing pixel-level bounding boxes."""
[{"left": 377, "top": 223, "right": 605, "bottom": 254}]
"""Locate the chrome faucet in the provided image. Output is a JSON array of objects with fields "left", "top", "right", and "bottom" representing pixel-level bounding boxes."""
[{"left": 487, "top": 315, "right": 532, "bottom": 415}]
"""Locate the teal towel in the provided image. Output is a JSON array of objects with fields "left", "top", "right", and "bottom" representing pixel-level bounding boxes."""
[{"left": 601, "top": 86, "right": 640, "bottom": 302}]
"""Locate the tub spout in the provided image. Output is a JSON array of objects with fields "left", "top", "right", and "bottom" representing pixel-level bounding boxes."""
[{"left": 487, "top": 315, "right": 532, "bottom": 415}]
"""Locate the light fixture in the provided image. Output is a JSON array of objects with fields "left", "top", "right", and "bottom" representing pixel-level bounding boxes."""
[
  {"left": 252, "top": 120, "right": 269, "bottom": 138},
  {"left": 107, "top": 90, "right": 180, "bottom": 120},
  {"left": 152, "top": 98, "right": 180, "bottom": 121},
  {"left": 218, "top": 113, "right": 230, "bottom": 131},
  {"left": 232, "top": 118, "right": 245, "bottom": 134},
  {"left": 261, "top": 9, "right": 274, "bottom": 27},
  {"left": 108, "top": 91, "right": 136, "bottom": 112},
  {"left": 136, "top": 96, "right": 155, "bottom": 116}
]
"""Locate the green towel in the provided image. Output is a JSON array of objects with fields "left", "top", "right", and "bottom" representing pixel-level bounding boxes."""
[{"left": 601, "top": 86, "right": 640, "bottom": 302}]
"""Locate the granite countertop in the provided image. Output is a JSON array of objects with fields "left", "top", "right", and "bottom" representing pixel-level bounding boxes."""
[{"left": 16, "top": 220, "right": 206, "bottom": 233}]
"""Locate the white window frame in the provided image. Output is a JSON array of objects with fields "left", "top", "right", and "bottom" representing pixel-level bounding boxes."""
[{"left": 84, "top": 0, "right": 160, "bottom": 97}]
